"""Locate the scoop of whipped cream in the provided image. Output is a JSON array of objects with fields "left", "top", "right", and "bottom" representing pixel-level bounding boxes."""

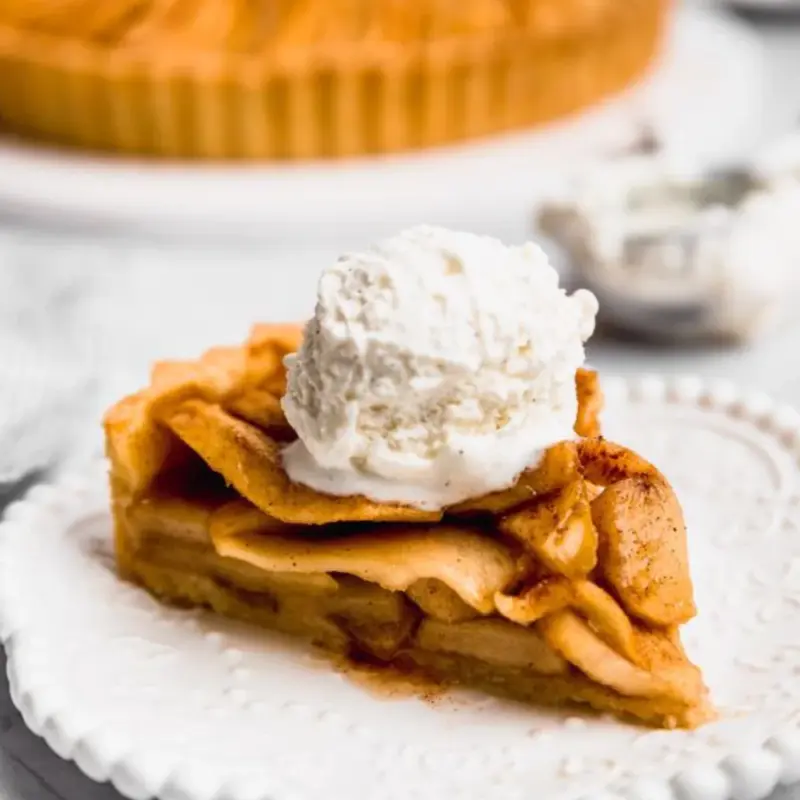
[{"left": 281, "top": 225, "right": 597, "bottom": 510}]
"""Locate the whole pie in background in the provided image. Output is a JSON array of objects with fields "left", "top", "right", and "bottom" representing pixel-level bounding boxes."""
[{"left": 0, "top": 0, "right": 671, "bottom": 160}]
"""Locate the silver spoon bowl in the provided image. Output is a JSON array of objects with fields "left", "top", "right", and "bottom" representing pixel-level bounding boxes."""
[{"left": 537, "top": 159, "right": 800, "bottom": 343}]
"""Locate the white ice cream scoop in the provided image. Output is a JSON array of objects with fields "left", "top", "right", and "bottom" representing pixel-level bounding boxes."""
[{"left": 281, "top": 225, "right": 597, "bottom": 509}]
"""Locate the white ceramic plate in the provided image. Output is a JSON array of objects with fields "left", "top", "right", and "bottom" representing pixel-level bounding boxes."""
[
  {"left": 4, "top": 375, "right": 800, "bottom": 800},
  {"left": 0, "top": 7, "right": 764, "bottom": 246}
]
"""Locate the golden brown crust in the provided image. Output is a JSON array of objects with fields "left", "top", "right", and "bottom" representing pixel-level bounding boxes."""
[
  {"left": 160, "top": 398, "right": 441, "bottom": 525},
  {"left": 103, "top": 323, "right": 301, "bottom": 498},
  {"left": 575, "top": 368, "right": 604, "bottom": 438},
  {"left": 404, "top": 647, "right": 712, "bottom": 729},
  {"left": 0, "top": 0, "right": 660, "bottom": 50},
  {"left": 0, "top": 1, "right": 670, "bottom": 159}
]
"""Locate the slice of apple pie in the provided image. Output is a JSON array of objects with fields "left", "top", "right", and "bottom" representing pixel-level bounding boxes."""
[{"left": 105, "top": 322, "right": 713, "bottom": 729}]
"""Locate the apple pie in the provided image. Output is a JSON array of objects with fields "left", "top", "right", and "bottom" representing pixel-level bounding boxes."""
[
  {"left": 105, "top": 323, "right": 713, "bottom": 729},
  {"left": 0, "top": 0, "right": 670, "bottom": 159}
]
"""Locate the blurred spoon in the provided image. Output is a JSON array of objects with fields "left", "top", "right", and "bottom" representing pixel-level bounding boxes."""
[{"left": 536, "top": 147, "right": 800, "bottom": 343}]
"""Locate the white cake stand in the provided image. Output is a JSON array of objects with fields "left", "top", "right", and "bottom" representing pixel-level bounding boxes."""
[{"left": 0, "top": 6, "right": 765, "bottom": 248}]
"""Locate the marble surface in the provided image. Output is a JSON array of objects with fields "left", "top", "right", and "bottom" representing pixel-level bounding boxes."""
[{"left": 2, "top": 6, "right": 800, "bottom": 800}]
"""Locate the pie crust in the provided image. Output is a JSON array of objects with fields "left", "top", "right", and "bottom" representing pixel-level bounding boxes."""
[{"left": 0, "top": 0, "right": 669, "bottom": 159}]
